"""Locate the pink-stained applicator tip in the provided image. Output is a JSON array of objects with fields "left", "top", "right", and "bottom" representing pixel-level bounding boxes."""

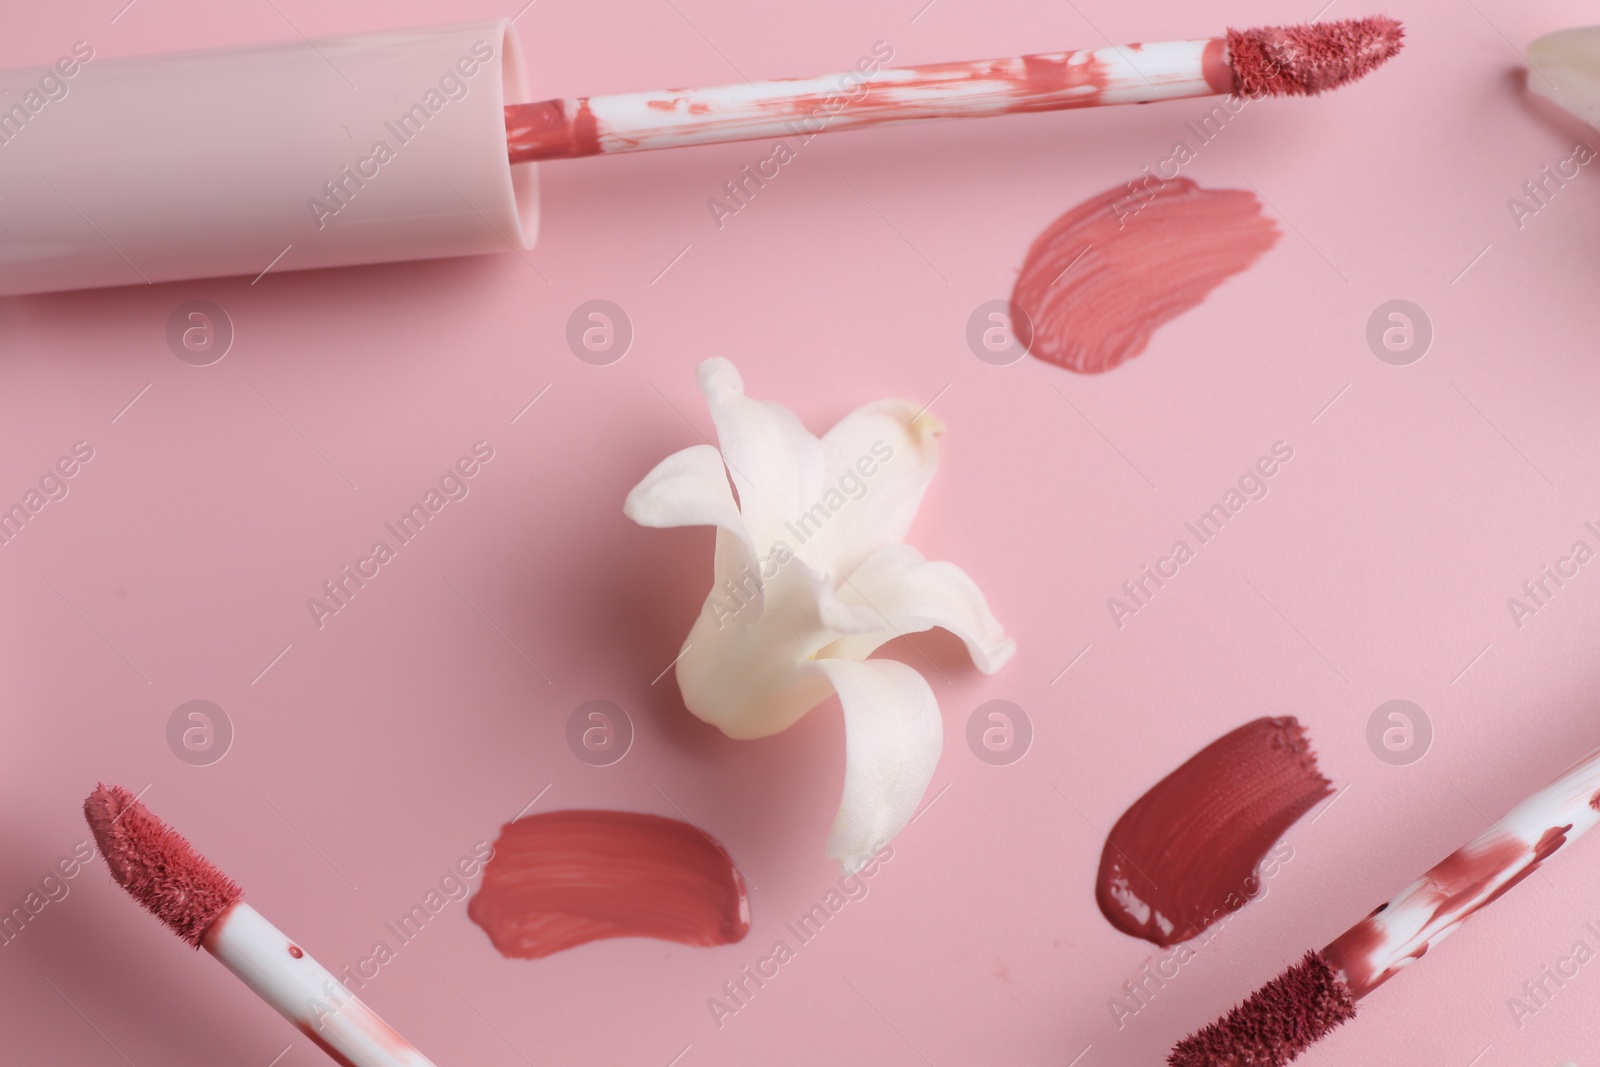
[
  {"left": 1227, "top": 16, "right": 1405, "bottom": 97},
  {"left": 84, "top": 784, "right": 243, "bottom": 947}
]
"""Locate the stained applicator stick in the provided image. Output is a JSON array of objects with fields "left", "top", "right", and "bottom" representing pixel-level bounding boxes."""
[
  {"left": 1170, "top": 743, "right": 1600, "bottom": 1065},
  {"left": 505, "top": 17, "right": 1404, "bottom": 162},
  {"left": 84, "top": 785, "right": 438, "bottom": 1067}
]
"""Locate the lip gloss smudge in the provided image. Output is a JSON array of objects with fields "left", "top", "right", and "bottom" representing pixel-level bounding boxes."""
[
  {"left": 1096, "top": 716, "right": 1332, "bottom": 946},
  {"left": 467, "top": 809, "right": 751, "bottom": 960},
  {"left": 1010, "top": 178, "right": 1279, "bottom": 374}
]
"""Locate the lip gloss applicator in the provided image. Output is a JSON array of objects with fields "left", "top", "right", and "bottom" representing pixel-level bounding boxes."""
[
  {"left": 84, "top": 784, "right": 438, "bottom": 1067},
  {"left": 0, "top": 17, "right": 1401, "bottom": 296},
  {"left": 1168, "top": 741, "right": 1600, "bottom": 1065},
  {"left": 504, "top": 17, "right": 1404, "bottom": 162}
]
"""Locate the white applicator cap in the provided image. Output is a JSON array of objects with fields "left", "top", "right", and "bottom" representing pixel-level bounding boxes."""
[
  {"left": 0, "top": 20, "right": 537, "bottom": 296},
  {"left": 1528, "top": 26, "right": 1600, "bottom": 125}
]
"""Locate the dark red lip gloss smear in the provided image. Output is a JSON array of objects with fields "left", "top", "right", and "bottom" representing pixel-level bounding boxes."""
[
  {"left": 1096, "top": 716, "right": 1332, "bottom": 946},
  {"left": 468, "top": 809, "right": 751, "bottom": 960}
]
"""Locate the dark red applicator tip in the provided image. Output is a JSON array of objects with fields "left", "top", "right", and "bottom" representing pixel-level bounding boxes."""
[
  {"left": 1228, "top": 16, "right": 1405, "bottom": 97},
  {"left": 84, "top": 784, "right": 242, "bottom": 947},
  {"left": 1168, "top": 950, "right": 1357, "bottom": 1066}
]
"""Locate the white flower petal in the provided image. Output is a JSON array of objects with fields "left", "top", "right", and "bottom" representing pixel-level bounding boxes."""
[
  {"left": 677, "top": 559, "right": 875, "bottom": 740},
  {"left": 814, "top": 658, "right": 943, "bottom": 875},
  {"left": 789, "top": 398, "right": 943, "bottom": 579},
  {"left": 697, "top": 358, "right": 825, "bottom": 555},
  {"left": 823, "top": 544, "right": 1017, "bottom": 673},
  {"left": 627, "top": 358, "right": 1017, "bottom": 871},
  {"left": 625, "top": 442, "right": 762, "bottom": 618},
  {"left": 624, "top": 443, "right": 745, "bottom": 535}
]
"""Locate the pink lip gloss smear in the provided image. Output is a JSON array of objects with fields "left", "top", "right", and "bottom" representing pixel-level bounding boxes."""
[
  {"left": 1011, "top": 178, "right": 1279, "bottom": 374},
  {"left": 468, "top": 810, "right": 750, "bottom": 959},
  {"left": 1096, "top": 716, "right": 1332, "bottom": 946}
]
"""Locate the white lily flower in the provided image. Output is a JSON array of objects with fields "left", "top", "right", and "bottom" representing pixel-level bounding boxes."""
[{"left": 625, "top": 358, "right": 1016, "bottom": 874}]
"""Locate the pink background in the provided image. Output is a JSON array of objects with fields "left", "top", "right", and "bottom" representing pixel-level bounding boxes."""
[{"left": 3, "top": 1, "right": 1599, "bottom": 1064}]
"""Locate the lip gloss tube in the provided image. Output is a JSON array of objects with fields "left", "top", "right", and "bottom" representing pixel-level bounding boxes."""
[{"left": 0, "top": 19, "right": 538, "bottom": 296}]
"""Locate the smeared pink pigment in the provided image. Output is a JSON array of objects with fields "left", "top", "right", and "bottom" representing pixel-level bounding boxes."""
[
  {"left": 1097, "top": 717, "right": 1331, "bottom": 947},
  {"left": 1199, "top": 38, "right": 1235, "bottom": 95},
  {"left": 505, "top": 98, "right": 600, "bottom": 162},
  {"left": 468, "top": 809, "right": 750, "bottom": 959},
  {"left": 1012, "top": 178, "right": 1279, "bottom": 374},
  {"left": 296, "top": 1023, "right": 359, "bottom": 1067}
]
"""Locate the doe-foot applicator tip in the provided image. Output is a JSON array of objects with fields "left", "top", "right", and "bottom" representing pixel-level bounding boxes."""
[
  {"left": 84, "top": 783, "right": 242, "bottom": 947},
  {"left": 1168, "top": 950, "right": 1357, "bottom": 1066},
  {"left": 1227, "top": 16, "right": 1406, "bottom": 97}
]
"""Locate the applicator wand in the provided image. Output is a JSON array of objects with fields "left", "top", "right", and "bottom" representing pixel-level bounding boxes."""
[
  {"left": 84, "top": 785, "right": 439, "bottom": 1067},
  {"left": 1169, "top": 742, "right": 1600, "bottom": 1065},
  {"left": 505, "top": 17, "right": 1405, "bottom": 162},
  {"left": 0, "top": 17, "right": 1401, "bottom": 296}
]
